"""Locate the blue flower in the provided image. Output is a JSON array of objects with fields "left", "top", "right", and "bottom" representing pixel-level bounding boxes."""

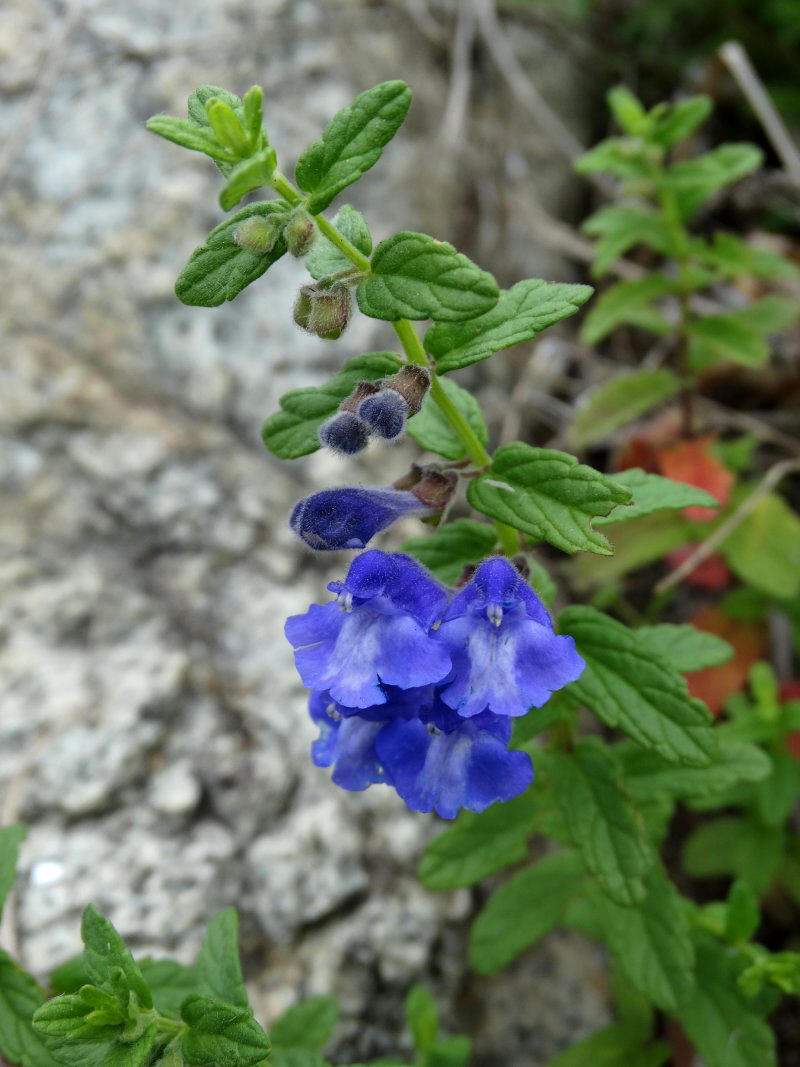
[
  {"left": 357, "top": 389, "right": 408, "bottom": 439},
  {"left": 308, "top": 689, "right": 389, "bottom": 790},
  {"left": 435, "top": 557, "right": 584, "bottom": 718},
  {"left": 285, "top": 551, "right": 451, "bottom": 708},
  {"left": 290, "top": 486, "right": 430, "bottom": 551}
]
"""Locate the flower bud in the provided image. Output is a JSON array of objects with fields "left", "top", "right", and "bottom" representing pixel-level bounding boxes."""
[
  {"left": 233, "top": 215, "right": 284, "bottom": 254},
  {"left": 318, "top": 411, "right": 370, "bottom": 455},
  {"left": 338, "top": 380, "right": 381, "bottom": 415},
  {"left": 290, "top": 486, "right": 432, "bottom": 550},
  {"left": 409, "top": 469, "right": 457, "bottom": 509},
  {"left": 284, "top": 208, "right": 316, "bottom": 257},
  {"left": 357, "top": 389, "right": 408, "bottom": 439},
  {"left": 205, "top": 98, "right": 249, "bottom": 155},
  {"left": 380, "top": 365, "right": 430, "bottom": 416},
  {"left": 294, "top": 284, "right": 352, "bottom": 340}
]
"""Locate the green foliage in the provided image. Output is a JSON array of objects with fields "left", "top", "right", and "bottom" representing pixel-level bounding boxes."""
[
  {"left": 406, "top": 378, "right": 488, "bottom": 459},
  {"left": 180, "top": 996, "right": 270, "bottom": 1066},
  {"left": 192, "top": 908, "right": 249, "bottom": 1009},
  {"left": 579, "top": 276, "right": 675, "bottom": 344},
  {"left": 569, "top": 369, "right": 681, "bottom": 447},
  {"left": 306, "top": 206, "right": 371, "bottom": 279},
  {"left": 269, "top": 996, "right": 338, "bottom": 1051},
  {"left": 633, "top": 623, "right": 733, "bottom": 672},
  {"left": 402, "top": 520, "right": 497, "bottom": 584},
  {"left": 720, "top": 490, "right": 800, "bottom": 599},
  {"left": 597, "top": 468, "right": 719, "bottom": 524},
  {"left": 356, "top": 232, "right": 499, "bottom": 322},
  {"left": 0, "top": 823, "right": 26, "bottom": 922}
]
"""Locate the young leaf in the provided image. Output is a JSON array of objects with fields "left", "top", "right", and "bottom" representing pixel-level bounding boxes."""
[
  {"left": 356, "top": 232, "right": 499, "bottom": 323},
  {"left": 559, "top": 606, "right": 716, "bottom": 766},
  {"left": 295, "top": 81, "right": 412, "bottom": 213},
  {"left": 270, "top": 996, "right": 338, "bottom": 1051},
  {"left": 663, "top": 143, "right": 763, "bottom": 218},
  {"left": 607, "top": 86, "right": 647, "bottom": 135},
  {"left": 306, "top": 205, "right": 371, "bottom": 279},
  {"left": 188, "top": 86, "right": 245, "bottom": 129},
  {"left": 721, "top": 491, "right": 800, "bottom": 600},
  {"left": 681, "top": 816, "right": 784, "bottom": 894},
  {"left": 469, "top": 851, "right": 585, "bottom": 974},
  {"left": 650, "top": 94, "right": 712, "bottom": 147},
  {"left": 418, "top": 790, "right": 540, "bottom": 889},
  {"left": 425, "top": 1035, "right": 471, "bottom": 1067},
  {"left": 404, "top": 985, "right": 437, "bottom": 1052},
  {"left": 467, "top": 444, "right": 631, "bottom": 555},
  {"left": 725, "top": 881, "right": 760, "bottom": 944},
  {"left": 0, "top": 949, "right": 61, "bottom": 1067},
  {"left": 80, "top": 906, "right": 152, "bottom": 1011},
  {"left": 633, "top": 623, "right": 733, "bottom": 672},
  {"left": 677, "top": 936, "right": 776, "bottom": 1067},
  {"left": 575, "top": 138, "right": 650, "bottom": 180},
  {"left": 579, "top": 276, "right": 675, "bottom": 344},
  {"left": 424, "top": 279, "right": 592, "bottom": 372},
  {"left": 261, "top": 351, "right": 400, "bottom": 459},
  {"left": 595, "top": 468, "right": 719, "bottom": 525},
  {"left": 688, "top": 311, "right": 768, "bottom": 368},
  {"left": 582, "top": 206, "right": 673, "bottom": 276},
  {"left": 402, "top": 519, "right": 497, "bottom": 585},
  {"left": 406, "top": 377, "right": 488, "bottom": 459},
  {"left": 569, "top": 370, "right": 681, "bottom": 448},
  {"left": 145, "top": 116, "right": 235, "bottom": 164},
  {"left": 193, "top": 908, "right": 248, "bottom": 1009},
  {"left": 32, "top": 991, "right": 123, "bottom": 1043},
  {"left": 0, "top": 823, "right": 25, "bottom": 922},
  {"left": 550, "top": 738, "right": 653, "bottom": 906},
  {"left": 618, "top": 739, "right": 770, "bottom": 801},
  {"left": 181, "top": 996, "right": 270, "bottom": 1067},
  {"left": 174, "top": 200, "right": 289, "bottom": 306},
  {"left": 218, "top": 147, "right": 277, "bottom": 211}
]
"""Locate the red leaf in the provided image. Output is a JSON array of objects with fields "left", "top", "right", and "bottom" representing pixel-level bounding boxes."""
[
  {"left": 656, "top": 435, "right": 734, "bottom": 521},
  {"left": 684, "top": 605, "right": 765, "bottom": 715}
]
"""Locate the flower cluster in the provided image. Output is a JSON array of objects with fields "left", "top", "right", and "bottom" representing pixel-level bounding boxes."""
[
  {"left": 285, "top": 550, "right": 584, "bottom": 818},
  {"left": 317, "top": 365, "right": 431, "bottom": 455}
]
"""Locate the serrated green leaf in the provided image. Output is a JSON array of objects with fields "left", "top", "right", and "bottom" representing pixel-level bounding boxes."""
[
  {"left": 406, "top": 377, "right": 487, "bottom": 459},
  {"left": 569, "top": 370, "right": 681, "bottom": 448},
  {"left": 402, "top": 519, "right": 497, "bottom": 585},
  {"left": 678, "top": 936, "right": 776, "bottom": 1067},
  {"left": 80, "top": 906, "right": 152, "bottom": 1011},
  {"left": 597, "top": 468, "right": 719, "bottom": 525},
  {"left": 0, "top": 949, "right": 62, "bottom": 1067},
  {"left": 145, "top": 116, "right": 235, "bottom": 164},
  {"left": 181, "top": 996, "right": 270, "bottom": 1067},
  {"left": 651, "top": 95, "right": 712, "bottom": 147},
  {"left": 270, "top": 996, "right": 337, "bottom": 1051},
  {"left": 138, "top": 958, "right": 198, "bottom": 1018},
  {"left": 261, "top": 351, "right": 400, "bottom": 459},
  {"left": 692, "top": 232, "right": 800, "bottom": 280},
  {"left": 357, "top": 231, "right": 499, "bottom": 323},
  {"left": 681, "top": 816, "right": 784, "bottom": 894},
  {"left": 469, "top": 851, "right": 585, "bottom": 974},
  {"left": 721, "top": 490, "right": 800, "bottom": 599},
  {"left": 559, "top": 606, "right": 716, "bottom": 766},
  {"left": 193, "top": 908, "right": 248, "bottom": 1010},
  {"left": 404, "top": 985, "right": 437, "bottom": 1052},
  {"left": 582, "top": 206, "right": 673, "bottom": 276},
  {"left": 550, "top": 738, "right": 653, "bottom": 905},
  {"left": 579, "top": 276, "right": 675, "bottom": 345},
  {"left": 32, "top": 992, "right": 122, "bottom": 1043},
  {"left": 0, "top": 823, "right": 25, "bottom": 922},
  {"left": 633, "top": 623, "right": 733, "bottom": 672},
  {"left": 306, "top": 206, "right": 372, "bottom": 279},
  {"left": 618, "top": 739, "right": 771, "bottom": 801},
  {"left": 467, "top": 444, "right": 631, "bottom": 555},
  {"left": 219, "top": 148, "right": 277, "bottom": 211},
  {"left": 418, "top": 790, "right": 539, "bottom": 890},
  {"left": 295, "top": 81, "right": 412, "bottom": 213},
  {"left": 663, "top": 143, "right": 763, "bottom": 218},
  {"left": 174, "top": 200, "right": 289, "bottom": 306},
  {"left": 424, "top": 279, "right": 592, "bottom": 372}
]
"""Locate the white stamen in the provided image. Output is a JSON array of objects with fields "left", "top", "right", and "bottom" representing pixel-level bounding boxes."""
[
  {"left": 337, "top": 591, "right": 353, "bottom": 612},
  {"left": 487, "top": 603, "right": 503, "bottom": 627}
]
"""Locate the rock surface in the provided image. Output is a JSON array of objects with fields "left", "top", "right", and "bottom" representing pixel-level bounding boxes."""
[{"left": 0, "top": 1, "right": 608, "bottom": 1062}]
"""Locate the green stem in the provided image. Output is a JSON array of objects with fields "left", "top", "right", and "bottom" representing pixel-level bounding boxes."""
[
  {"left": 269, "top": 170, "right": 304, "bottom": 206},
  {"left": 314, "top": 212, "right": 372, "bottom": 272}
]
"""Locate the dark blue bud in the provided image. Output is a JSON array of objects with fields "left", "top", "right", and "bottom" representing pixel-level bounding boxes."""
[
  {"left": 317, "top": 411, "right": 370, "bottom": 455},
  {"left": 290, "top": 486, "right": 431, "bottom": 550},
  {"left": 357, "top": 389, "right": 408, "bottom": 439}
]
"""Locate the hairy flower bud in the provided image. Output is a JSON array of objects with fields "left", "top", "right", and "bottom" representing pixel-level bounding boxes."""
[
  {"left": 284, "top": 208, "right": 316, "bottom": 257},
  {"left": 409, "top": 468, "right": 457, "bottom": 509},
  {"left": 380, "top": 365, "right": 430, "bottom": 416},
  {"left": 338, "top": 380, "right": 381, "bottom": 414},
  {"left": 294, "top": 284, "right": 352, "bottom": 340},
  {"left": 317, "top": 411, "right": 370, "bottom": 455},
  {"left": 357, "top": 389, "right": 408, "bottom": 439},
  {"left": 290, "top": 486, "right": 431, "bottom": 550},
  {"left": 233, "top": 215, "right": 284, "bottom": 254}
]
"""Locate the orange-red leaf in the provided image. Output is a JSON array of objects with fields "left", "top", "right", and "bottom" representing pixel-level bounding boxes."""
[
  {"left": 656, "top": 435, "right": 734, "bottom": 521},
  {"left": 683, "top": 605, "right": 765, "bottom": 715}
]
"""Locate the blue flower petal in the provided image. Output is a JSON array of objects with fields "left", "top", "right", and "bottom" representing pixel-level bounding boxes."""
[
  {"left": 290, "top": 487, "right": 428, "bottom": 551},
  {"left": 308, "top": 690, "right": 388, "bottom": 790}
]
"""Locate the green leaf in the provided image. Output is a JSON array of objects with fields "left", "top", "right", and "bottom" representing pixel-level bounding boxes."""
[
  {"left": 188, "top": 86, "right": 245, "bottom": 129},
  {"left": 418, "top": 790, "right": 539, "bottom": 890},
  {"left": 261, "top": 351, "right": 400, "bottom": 459},
  {"left": 469, "top": 851, "right": 585, "bottom": 974},
  {"left": 545, "top": 1024, "right": 668, "bottom": 1067},
  {"left": 424, "top": 279, "right": 592, "bottom": 372},
  {"left": 681, "top": 816, "right": 784, "bottom": 894},
  {"left": 721, "top": 491, "right": 800, "bottom": 599},
  {"left": 174, "top": 200, "right": 289, "bottom": 306},
  {"left": 510, "top": 690, "right": 580, "bottom": 747},
  {"left": 356, "top": 232, "right": 499, "bottom": 323},
  {"left": 651, "top": 95, "right": 712, "bottom": 147},
  {"left": 692, "top": 232, "right": 800, "bottom": 280},
  {"left": 32, "top": 990, "right": 123, "bottom": 1043},
  {"left": 145, "top": 116, "right": 235, "bottom": 164},
  {"left": 559, "top": 606, "right": 716, "bottom": 766},
  {"left": 402, "top": 519, "right": 497, "bottom": 585},
  {"left": 678, "top": 936, "right": 776, "bottom": 1067},
  {"left": 663, "top": 143, "right": 763, "bottom": 218},
  {"left": 579, "top": 277, "right": 675, "bottom": 345},
  {"left": 100, "top": 1025, "right": 157, "bottom": 1067},
  {"left": 80, "top": 906, "right": 152, "bottom": 1011},
  {"left": 193, "top": 908, "right": 248, "bottom": 1009},
  {"left": 739, "top": 949, "right": 800, "bottom": 997},
  {"left": 306, "top": 205, "right": 372, "bottom": 279},
  {"left": 753, "top": 748, "right": 800, "bottom": 827},
  {"left": 686, "top": 296, "right": 798, "bottom": 369},
  {"left": 569, "top": 370, "right": 681, "bottom": 448},
  {"left": 596, "top": 468, "right": 719, "bottom": 525},
  {"left": 725, "top": 881, "right": 760, "bottom": 944},
  {"left": 467, "top": 444, "right": 631, "bottom": 555},
  {"left": 270, "top": 1051, "right": 328, "bottom": 1067},
  {"left": 618, "top": 739, "right": 771, "bottom": 802},
  {"left": 607, "top": 86, "right": 647, "bottom": 134},
  {"left": 0, "top": 823, "right": 25, "bottom": 922},
  {"left": 295, "top": 81, "right": 412, "bottom": 213},
  {"left": 404, "top": 985, "right": 437, "bottom": 1052},
  {"left": 633, "top": 623, "right": 733, "bottom": 672},
  {"left": 49, "top": 956, "right": 92, "bottom": 995},
  {"left": 0, "top": 949, "right": 61, "bottom": 1067},
  {"left": 425, "top": 1035, "right": 471, "bottom": 1067},
  {"left": 219, "top": 148, "right": 277, "bottom": 211},
  {"left": 582, "top": 206, "right": 673, "bottom": 276},
  {"left": 570, "top": 512, "right": 691, "bottom": 589},
  {"left": 181, "top": 996, "right": 270, "bottom": 1067},
  {"left": 550, "top": 738, "right": 653, "bottom": 905},
  {"left": 575, "top": 137, "right": 650, "bottom": 180},
  {"left": 270, "top": 996, "right": 338, "bottom": 1051},
  {"left": 406, "top": 377, "right": 487, "bottom": 459},
  {"left": 137, "top": 958, "right": 197, "bottom": 1017}
]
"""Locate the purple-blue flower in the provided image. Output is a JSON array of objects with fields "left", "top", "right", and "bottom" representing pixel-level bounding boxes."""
[
  {"left": 284, "top": 550, "right": 451, "bottom": 708},
  {"left": 290, "top": 486, "right": 430, "bottom": 551},
  {"left": 435, "top": 557, "right": 585, "bottom": 718}
]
